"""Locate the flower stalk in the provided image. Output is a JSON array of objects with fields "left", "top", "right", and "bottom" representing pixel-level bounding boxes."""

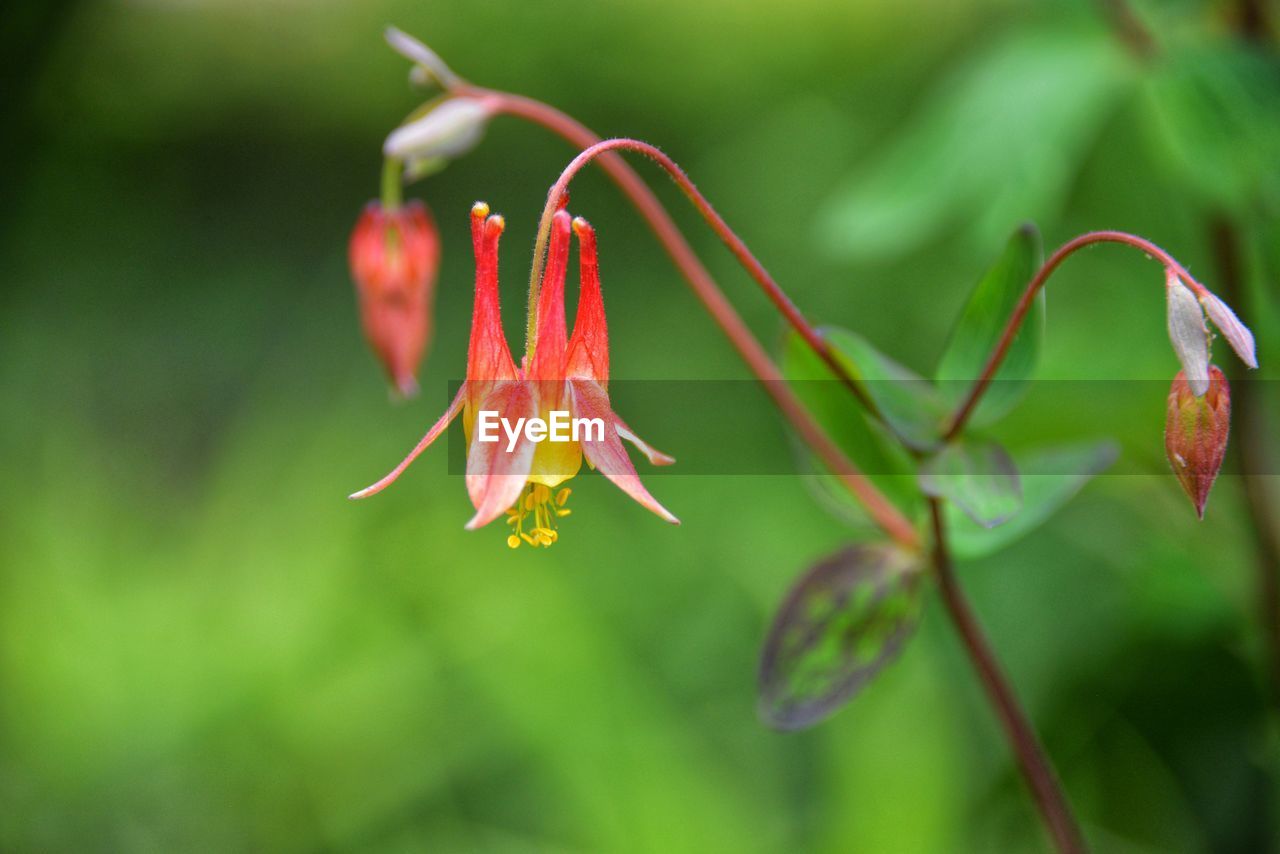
[
  {"left": 929, "top": 499, "right": 1086, "bottom": 854},
  {"left": 944, "top": 230, "right": 1255, "bottom": 440}
]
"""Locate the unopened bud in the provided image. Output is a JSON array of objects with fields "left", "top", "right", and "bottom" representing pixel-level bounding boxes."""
[
  {"left": 1164, "top": 366, "right": 1230, "bottom": 519},
  {"left": 383, "top": 27, "right": 459, "bottom": 88},
  {"left": 383, "top": 97, "right": 492, "bottom": 165},
  {"left": 349, "top": 200, "right": 440, "bottom": 397}
]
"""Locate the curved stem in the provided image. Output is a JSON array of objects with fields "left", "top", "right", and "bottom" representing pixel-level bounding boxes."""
[
  {"left": 461, "top": 89, "right": 916, "bottom": 549},
  {"left": 944, "top": 230, "right": 1207, "bottom": 440},
  {"left": 461, "top": 88, "right": 875, "bottom": 417},
  {"left": 929, "top": 499, "right": 1087, "bottom": 853}
]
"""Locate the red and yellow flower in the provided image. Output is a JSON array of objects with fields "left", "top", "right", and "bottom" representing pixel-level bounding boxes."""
[{"left": 350, "top": 202, "right": 677, "bottom": 546}]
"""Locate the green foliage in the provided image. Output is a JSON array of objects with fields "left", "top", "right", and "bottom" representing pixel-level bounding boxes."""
[
  {"left": 780, "top": 329, "right": 920, "bottom": 527},
  {"left": 919, "top": 438, "right": 1022, "bottom": 529},
  {"left": 935, "top": 226, "right": 1045, "bottom": 427},
  {"left": 2, "top": 1, "right": 1273, "bottom": 851},
  {"left": 818, "top": 27, "right": 1130, "bottom": 261},
  {"left": 945, "top": 441, "right": 1119, "bottom": 559},
  {"left": 819, "top": 327, "right": 949, "bottom": 451},
  {"left": 758, "top": 544, "right": 922, "bottom": 730},
  {"left": 1141, "top": 42, "right": 1280, "bottom": 212}
]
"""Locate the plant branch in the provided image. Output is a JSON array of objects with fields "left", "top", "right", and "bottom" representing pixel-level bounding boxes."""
[
  {"left": 944, "top": 230, "right": 1208, "bottom": 440},
  {"left": 929, "top": 499, "right": 1087, "bottom": 853},
  {"left": 460, "top": 91, "right": 916, "bottom": 548}
]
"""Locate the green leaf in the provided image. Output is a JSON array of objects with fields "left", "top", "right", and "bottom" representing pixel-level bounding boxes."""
[
  {"left": 817, "top": 28, "right": 1129, "bottom": 261},
  {"left": 1142, "top": 44, "right": 1280, "bottom": 212},
  {"left": 821, "top": 327, "right": 948, "bottom": 451},
  {"left": 780, "top": 331, "right": 920, "bottom": 529},
  {"left": 758, "top": 544, "right": 923, "bottom": 730},
  {"left": 946, "top": 441, "right": 1118, "bottom": 559},
  {"left": 935, "top": 225, "right": 1045, "bottom": 428},
  {"left": 918, "top": 438, "right": 1021, "bottom": 528}
]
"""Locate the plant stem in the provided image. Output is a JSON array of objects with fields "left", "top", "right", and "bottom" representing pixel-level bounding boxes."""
[
  {"left": 944, "top": 230, "right": 1208, "bottom": 440},
  {"left": 463, "top": 90, "right": 916, "bottom": 549},
  {"left": 928, "top": 499, "right": 1087, "bottom": 853},
  {"left": 380, "top": 157, "right": 403, "bottom": 210},
  {"left": 459, "top": 87, "right": 876, "bottom": 417},
  {"left": 1209, "top": 216, "right": 1280, "bottom": 707}
]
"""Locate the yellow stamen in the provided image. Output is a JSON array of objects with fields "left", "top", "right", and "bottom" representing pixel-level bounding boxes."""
[{"left": 502, "top": 482, "right": 574, "bottom": 550}]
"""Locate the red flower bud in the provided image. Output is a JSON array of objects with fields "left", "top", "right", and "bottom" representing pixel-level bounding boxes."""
[
  {"left": 1164, "top": 365, "right": 1230, "bottom": 519},
  {"left": 349, "top": 200, "right": 440, "bottom": 396}
]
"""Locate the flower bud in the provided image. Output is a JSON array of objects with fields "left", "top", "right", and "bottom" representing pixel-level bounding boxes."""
[
  {"left": 349, "top": 200, "right": 440, "bottom": 397},
  {"left": 383, "top": 97, "right": 492, "bottom": 167},
  {"left": 1164, "top": 365, "right": 1230, "bottom": 519}
]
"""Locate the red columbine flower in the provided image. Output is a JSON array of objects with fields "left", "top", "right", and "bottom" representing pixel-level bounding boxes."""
[
  {"left": 349, "top": 200, "right": 440, "bottom": 397},
  {"left": 350, "top": 202, "right": 677, "bottom": 547},
  {"left": 1165, "top": 365, "right": 1230, "bottom": 519}
]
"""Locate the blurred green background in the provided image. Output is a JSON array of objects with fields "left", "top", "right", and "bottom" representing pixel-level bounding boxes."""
[{"left": 3, "top": 0, "right": 1279, "bottom": 851}]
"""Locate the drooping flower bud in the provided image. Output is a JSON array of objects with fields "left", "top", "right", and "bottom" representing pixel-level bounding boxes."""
[
  {"left": 1164, "top": 365, "right": 1230, "bottom": 519},
  {"left": 349, "top": 200, "right": 440, "bottom": 397},
  {"left": 383, "top": 97, "right": 493, "bottom": 179}
]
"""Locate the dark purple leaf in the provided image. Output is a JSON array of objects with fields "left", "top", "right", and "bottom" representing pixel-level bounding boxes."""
[{"left": 758, "top": 544, "right": 923, "bottom": 730}]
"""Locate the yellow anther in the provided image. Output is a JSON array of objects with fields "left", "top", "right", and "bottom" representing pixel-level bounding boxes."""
[
  {"left": 506, "top": 534, "right": 521, "bottom": 549},
  {"left": 556, "top": 508, "right": 572, "bottom": 517},
  {"left": 556, "top": 488, "right": 572, "bottom": 506},
  {"left": 533, "top": 484, "right": 551, "bottom": 503},
  {"left": 524, "top": 492, "right": 536, "bottom": 511},
  {"left": 520, "top": 532, "right": 537, "bottom": 547}
]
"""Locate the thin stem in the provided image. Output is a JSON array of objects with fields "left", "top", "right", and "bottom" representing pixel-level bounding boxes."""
[
  {"left": 1209, "top": 216, "right": 1280, "bottom": 707},
  {"left": 381, "top": 157, "right": 403, "bottom": 210},
  {"left": 460, "top": 88, "right": 876, "bottom": 417},
  {"left": 944, "top": 230, "right": 1207, "bottom": 440},
  {"left": 929, "top": 499, "right": 1087, "bottom": 854},
  {"left": 460, "top": 90, "right": 917, "bottom": 549}
]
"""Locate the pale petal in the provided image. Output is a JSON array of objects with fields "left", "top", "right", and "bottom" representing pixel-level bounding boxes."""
[
  {"left": 1166, "top": 271, "right": 1210, "bottom": 396},
  {"left": 464, "top": 382, "right": 536, "bottom": 529},
  {"left": 349, "top": 384, "right": 466, "bottom": 499},
  {"left": 615, "top": 415, "right": 676, "bottom": 466},
  {"left": 1201, "top": 291, "right": 1258, "bottom": 369},
  {"left": 571, "top": 380, "right": 679, "bottom": 524},
  {"left": 383, "top": 27, "right": 458, "bottom": 87}
]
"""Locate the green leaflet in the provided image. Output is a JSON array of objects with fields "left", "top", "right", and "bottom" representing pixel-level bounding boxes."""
[
  {"left": 758, "top": 544, "right": 923, "bottom": 730},
  {"left": 935, "top": 226, "right": 1045, "bottom": 428}
]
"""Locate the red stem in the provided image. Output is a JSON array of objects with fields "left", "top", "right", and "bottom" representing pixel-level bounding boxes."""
[
  {"left": 944, "top": 230, "right": 1206, "bottom": 440},
  {"left": 466, "top": 91, "right": 917, "bottom": 549},
  {"left": 930, "top": 499, "right": 1087, "bottom": 854}
]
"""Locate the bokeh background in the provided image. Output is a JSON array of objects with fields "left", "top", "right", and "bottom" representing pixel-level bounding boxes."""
[{"left": 3, "top": 0, "right": 1279, "bottom": 851}]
